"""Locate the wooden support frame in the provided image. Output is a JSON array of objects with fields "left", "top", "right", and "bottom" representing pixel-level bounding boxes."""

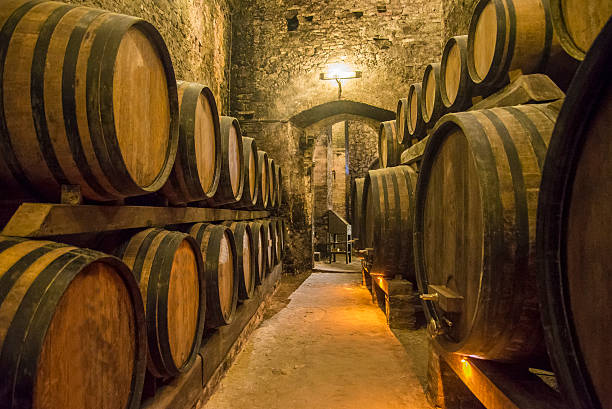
[
  {"left": 370, "top": 273, "right": 423, "bottom": 330},
  {"left": 429, "top": 342, "right": 568, "bottom": 409},
  {"left": 1, "top": 203, "right": 269, "bottom": 238}
]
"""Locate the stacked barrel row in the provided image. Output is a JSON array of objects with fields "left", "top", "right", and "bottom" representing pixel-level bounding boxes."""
[
  {"left": 0, "top": 216, "right": 285, "bottom": 409},
  {"left": 0, "top": 1, "right": 288, "bottom": 409},
  {"left": 0, "top": 0, "right": 283, "bottom": 211},
  {"left": 356, "top": 1, "right": 612, "bottom": 408}
]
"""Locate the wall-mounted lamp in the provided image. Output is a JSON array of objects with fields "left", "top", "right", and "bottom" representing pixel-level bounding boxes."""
[{"left": 320, "top": 64, "right": 362, "bottom": 99}]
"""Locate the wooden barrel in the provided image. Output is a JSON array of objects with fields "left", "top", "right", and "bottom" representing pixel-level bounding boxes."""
[
  {"left": 256, "top": 151, "right": 269, "bottom": 210},
  {"left": 422, "top": 63, "right": 446, "bottom": 127},
  {"left": 550, "top": 0, "right": 612, "bottom": 61},
  {"left": 161, "top": 81, "right": 220, "bottom": 205},
  {"left": 378, "top": 120, "right": 401, "bottom": 168},
  {"left": 261, "top": 220, "right": 277, "bottom": 269},
  {"left": 266, "top": 158, "right": 277, "bottom": 210},
  {"left": 536, "top": 20, "right": 612, "bottom": 409},
  {"left": 350, "top": 177, "right": 365, "bottom": 250},
  {"left": 0, "top": 1, "right": 179, "bottom": 202},
  {"left": 467, "top": 0, "right": 576, "bottom": 89},
  {"left": 0, "top": 236, "right": 146, "bottom": 409},
  {"left": 249, "top": 221, "right": 266, "bottom": 285},
  {"left": 414, "top": 102, "right": 560, "bottom": 362},
  {"left": 272, "top": 219, "right": 283, "bottom": 262},
  {"left": 407, "top": 83, "right": 427, "bottom": 141},
  {"left": 117, "top": 229, "right": 205, "bottom": 378},
  {"left": 207, "top": 117, "right": 244, "bottom": 206},
  {"left": 188, "top": 223, "right": 238, "bottom": 327},
  {"left": 361, "top": 166, "right": 417, "bottom": 279},
  {"left": 396, "top": 98, "right": 411, "bottom": 144},
  {"left": 440, "top": 35, "right": 475, "bottom": 112},
  {"left": 232, "top": 137, "right": 258, "bottom": 209},
  {"left": 274, "top": 164, "right": 283, "bottom": 209},
  {"left": 223, "top": 221, "right": 256, "bottom": 300}
]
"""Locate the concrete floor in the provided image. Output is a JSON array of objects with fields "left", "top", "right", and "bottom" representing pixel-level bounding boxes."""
[
  {"left": 205, "top": 272, "right": 431, "bottom": 409},
  {"left": 313, "top": 259, "right": 362, "bottom": 273}
]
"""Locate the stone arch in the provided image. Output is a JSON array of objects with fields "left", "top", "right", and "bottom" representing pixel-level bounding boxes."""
[{"left": 289, "top": 100, "right": 395, "bottom": 129}]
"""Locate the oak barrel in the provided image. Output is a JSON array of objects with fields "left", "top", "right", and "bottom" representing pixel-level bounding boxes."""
[
  {"left": 0, "top": 1, "right": 178, "bottom": 202},
  {"left": 248, "top": 221, "right": 266, "bottom": 285},
  {"left": 0, "top": 236, "right": 146, "bottom": 409},
  {"left": 414, "top": 102, "right": 560, "bottom": 362},
  {"left": 396, "top": 98, "right": 411, "bottom": 144},
  {"left": 422, "top": 63, "right": 446, "bottom": 126},
  {"left": 361, "top": 166, "right": 417, "bottom": 279},
  {"left": 378, "top": 120, "right": 401, "bottom": 168},
  {"left": 232, "top": 137, "right": 259, "bottom": 209},
  {"left": 549, "top": 0, "right": 612, "bottom": 60},
  {"left": 274, "top": 164, "right": 283, "bottom": 209},
  {"left": 407, "top": 83, "right": 427, "bottom": 141},
  {"left": 223, "top": 221, "right": 256, "bottom": 300},
  {"left": 272, "top": 218, "right": 283, "bottom": 262},
  {"left": 261, "top": 220, "right": 277, "bottom": 269},
  {"left": 256, "top": 151, "right": 269, "bottom": 210},
  {"left": 161, "top": 81, "right": 220, "bottom": 205},
  {"left": 207, "top": 116, "right": 244, "bottom": 206},
  {"left": 467, "top": 0, "right": 577, "bottom": 89},
  {"left": 188, "top": 223, "right": 238, "bottom": 327},
  {"left": 440, "top": 35, "right": 475, "bottom": 112},
  {"left": 267, "top": 158, "right": 277, "bottom": 210},
  {"left": 350, "top": 177, "right": 365, "bottom": 250},
  {"left": 117, "top": 228, "right": 205, "bottom": 378},
  {"left": 536, "top": 20, "right": 612, "bottom": 409}
]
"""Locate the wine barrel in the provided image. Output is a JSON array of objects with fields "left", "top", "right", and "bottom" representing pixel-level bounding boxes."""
[
  {"left": 232, "top": 137, "right": 258, "bottom": 209},
  {"left": 207, "top": 117, "right": 244, "bottom": 206},
  {"left": 550, "top": 0, "right": 612, "bottom": 61},
  {"left": 188, "top": 223, "right": 238, "bottom": 327},
  {"left": 350, "top": 177, "right": 365, "bottom": 250},
  {"left": 0, "top": 1, "right": 178, "bottom": 202},
  {"left": 223, "top": 221, "right": 256, "bottom": 300},
  {"left": 440, "top": 35, "right": 475, "bottom": 112},
  {"left": 396, "top": 98, "right": 411, "bottom": 145},
  {"left": 378, "top": 120, "right": 401, "bottom": 168},
  {"left": 267, "top": 158, "right": 277, "bottom": 210},
  {"left": 0, "top": 236, "right": 146, "bottom": 409},
  {"left": 261, "top": 220, "right": 277, "bottom": 268},
  {"left": 361, "top": 166, "right": 417, "bottom": 279},
  {"left": 117, "top": 229, "right": 205, "bottom": 378},
  {"left": 414, "top": 102, "right": 560, "bottom": 362},
  {"left": 272, "top": 219, "right": 283, "bottom": 262},
  {"left": 467, "top": 0, "right": 576, "bottom": 89},
  {"left": 422, "top": 63, "right": 446, "bottom": 127},
  {"left": 256, "top": 151, "right": 269, "bottom": 210},
  {"left": 537, "top": 20, "right": 612, "bottom": 409},
  {"left": 407, "top": 83, "right": 427, "bottom": 141},
  {"left": 249, "top": 221, "right": 266, "bottom": 285},
  {"left": 274, "top": 164, "right": 283, "bottom": 209},
  {"left": 161, "top": 81, "right": 220, "bottom": 205}
]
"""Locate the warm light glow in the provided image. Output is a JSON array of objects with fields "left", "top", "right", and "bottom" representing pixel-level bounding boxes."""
[
  {"left": 461, "top": 357, "right": 472, "bottom": 378},
  {"left": 320, "top": 63, "right": 362, "bottom": 80}
]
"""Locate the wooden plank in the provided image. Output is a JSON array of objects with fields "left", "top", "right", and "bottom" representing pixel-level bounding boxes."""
[
  {"left": 400, "top": 135, "right": 429, "bottom": 165},
  {"left": 141, "top": 263, "right": 282, "bottom": 409},
  {"left": 436, "top": 343, "right": 567, "bottom": 409},
  {"left": 1, "top": 203, "right": 269, "bottom": 238}
]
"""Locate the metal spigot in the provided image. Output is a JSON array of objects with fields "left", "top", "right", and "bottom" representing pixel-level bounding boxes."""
[
  {"left": 427, "top": 318, "right": 445, "bottom": 338},
  {"left": 420, "top": 293, "right": 439, "bottom": 302}
]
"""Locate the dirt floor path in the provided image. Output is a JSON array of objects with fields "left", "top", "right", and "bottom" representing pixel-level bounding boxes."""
[{"left": 204, "top": 272, "right": 431, "bottom": 409}]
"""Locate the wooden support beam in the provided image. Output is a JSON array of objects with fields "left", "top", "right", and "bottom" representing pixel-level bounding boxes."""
[
  {"left": 1, "top": 203, "right": 269, "bottom": 238},
  {"left": 435, "top": 343, "right": 567, "bottom": 409}
]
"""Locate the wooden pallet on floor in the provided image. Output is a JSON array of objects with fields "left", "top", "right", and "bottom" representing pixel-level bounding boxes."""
[
  {"left": 142, "top": 262, "right": 283, "bottom": 409},
  {"left": 427, "top": 341, "right": 567, "bottom": 409}
]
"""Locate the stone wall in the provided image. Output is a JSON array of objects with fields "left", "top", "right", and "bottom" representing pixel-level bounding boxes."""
[
  {"left": 64, "top": 0, "right": 233, "bottom": 113},
  {"left": 347, "top": 120, "right": 378, "bottom": 183},
  {"left": 441, "top": 0, "right": 478, "bottom": 40}
]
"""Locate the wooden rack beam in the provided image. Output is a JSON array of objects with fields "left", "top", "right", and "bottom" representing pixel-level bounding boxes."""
[{"left": 1, "top": 203, "right": 270, "bottom": 238}]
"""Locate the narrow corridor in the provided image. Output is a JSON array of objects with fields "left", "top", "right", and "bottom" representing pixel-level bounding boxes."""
[{"left": 205, "top": 273, "right": 430, "bottom": 409}]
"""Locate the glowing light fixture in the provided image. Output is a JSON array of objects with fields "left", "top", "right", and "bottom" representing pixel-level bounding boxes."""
[{"left": 320, "top": 63, "right": 362, "bottom": 99}]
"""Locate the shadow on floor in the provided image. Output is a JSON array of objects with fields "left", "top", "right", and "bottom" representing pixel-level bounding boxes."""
[{"left": 263, "top": 271, "right": 312, "bottom": 320}]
